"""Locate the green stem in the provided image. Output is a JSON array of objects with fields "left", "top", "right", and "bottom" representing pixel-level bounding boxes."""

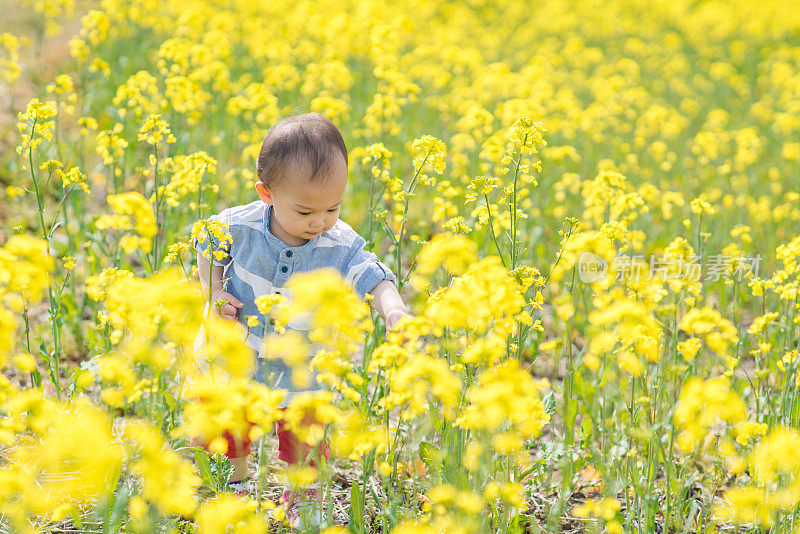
[
  {"left": 509, "top": 134, "right": 528, "bottom": 272},
  {"left": 395, "top": 148, "right": 433, "bottom": 287},
  {"left": 28, "top": 128, "right": 63, "bottom": 401},
  {"left": 484, "top": 193, "right": 507, "bottom": 269},
  {"left": 152, "top": 142, "right": 161, "bottom": 269}
]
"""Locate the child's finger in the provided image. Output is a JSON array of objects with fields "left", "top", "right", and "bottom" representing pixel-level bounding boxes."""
[
  {"left": 220, "top": 308, "right": 238, "bottom": 321},
  {"left": 226, "top": 294, "right": 244, "bottom": 308},
  {"left": 219, "top": 303, "right": 238, "bottom": 317}
]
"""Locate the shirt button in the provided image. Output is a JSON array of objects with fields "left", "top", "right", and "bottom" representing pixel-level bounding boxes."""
[
  {"left": 285, "top": 250, "right": 293, "bottom": 258},
  {"left": 281, "top": 266, "right": 288, "bottom": 273}
]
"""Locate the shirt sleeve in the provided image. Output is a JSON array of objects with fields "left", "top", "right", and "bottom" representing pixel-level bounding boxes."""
[
  {"left": 192, "top": 210, "right": 233, "bottom": 267},
  {"left": 342, "top": 234, "right": 397, "bottom": 299}
]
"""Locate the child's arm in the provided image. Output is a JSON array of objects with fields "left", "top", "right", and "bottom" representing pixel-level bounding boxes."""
[
  {"left": 197, "top": 251, "right": 243, "bottom": 321},
  {"left": 369, "top": 279, "right": 409, "bottom": 329}
]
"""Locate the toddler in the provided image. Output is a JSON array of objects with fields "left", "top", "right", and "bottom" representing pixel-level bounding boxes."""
[{"left": 192, "top": 113, "right": 408, "bottom": 525}]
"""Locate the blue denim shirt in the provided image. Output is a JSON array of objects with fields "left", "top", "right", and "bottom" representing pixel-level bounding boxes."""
[{"left": 193, "top": 201, "right": 396, "bottom": 399}]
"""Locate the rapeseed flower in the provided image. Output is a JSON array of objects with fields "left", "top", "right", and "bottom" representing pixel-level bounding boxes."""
[
  {"left": 99, "top": 192, "right": 157, "bottom": 254},
  {"left": 16, "top": 97, "right": 57, "bottom": 155},
  {"left": 195, "top": 495, "right": 267, "bottom": 533},
  {"left": 278, "top": 268, "right": 373, "bottom": 352},
  {"left": 679, "top": 306, "right": 738, "bottom": 354},
  {"left": 673, "top": 376, "right": 746, "bottom": 452},
  {"left": 137, "top": 113, "right": 176, "bottom": 146},
  {"left": 0, "top": 398, "right": 123, "bottom": 526},
  {"left": 456, "top": 360, "right": 549, "bottom": 439},
  {"left": 123, "top": 419, "right": 201, "bottom": 516},
  {"left": 425, "top": 256, "right": 526, "bottom": 335},
  {"left": 0, "top": 235, "right": 54, "bottom": 303}
]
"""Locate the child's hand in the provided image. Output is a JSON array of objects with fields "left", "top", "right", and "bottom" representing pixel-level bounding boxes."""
[
  {"left": 386, "top": 310, "right": 411, "bottom": 330},
  {"left": 213, "top": 291, "right": 244, "bottom": 321}
]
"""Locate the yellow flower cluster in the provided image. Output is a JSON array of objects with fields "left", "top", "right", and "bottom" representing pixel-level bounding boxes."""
[
  {"left": 162, "top": 151, "right": 217, "bottom": 207},
  {"left": 673, "top": 376, "right": 746, "bottom": 452},
  {"left": 0, "top": 33, "right": 22, "bottom": 84},
  {"left": 0, "top": 397, "right": 122, "bottom": 529},
  {"left": 96, "top": 192, "right": 157, "bottom": 254},
  {"left": 426, "top": 256, "right": 528, "bottom": 336},
  {"left": 123, "top": 419, "right": 201, "bottom": 516},
  {"left": 456, "top": 360, "right": 550, "bottom": 445},
  {"left": 277, "top": 268, "right": 373, "bottom": 353},
  {"left": 15, "top": 97, "right": 57, "bottom": 155},
  {"left": 716, "top": 426, "right": 800, "bottom": 528},
  {"left": 588, "top": 287, "right": 663, "bottom": 371},
  {"left": 191, "top": 218, "right": 233, "bottom": 264},
  {"left": 0, "top": 235, "right": 54, "bottom": 305},
  {"left": 5, "top": 0, "right": 800, "bottom": 529},
  {"left": 573, "top": 497, "right": 623, "bottom": 534},
  {"left": 181, "top": 374, "right": 285, "bottom": 455},
  {"left": 679, "top": 306, "right": 739, "bottom": 355},
  {"left": 137, "top": 113, "right": 177, "bottom": 146},
  {"left": 195, "top": 495, "right": 268, "bottom": 533}
]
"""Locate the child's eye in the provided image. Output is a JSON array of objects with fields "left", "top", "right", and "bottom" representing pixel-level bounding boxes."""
[
  {"left": 298, "top": 211, "right": 311, "bottom": 215},
  {"left": 327, "top": 208, "right": 338, "bottom": 212}
]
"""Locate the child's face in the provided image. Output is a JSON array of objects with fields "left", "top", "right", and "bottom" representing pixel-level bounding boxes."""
[{"left": 255, "top": 156, "right": 347, "bottom": 246}]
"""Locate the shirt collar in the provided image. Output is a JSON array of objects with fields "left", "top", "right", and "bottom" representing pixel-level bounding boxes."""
[{"left": 262, "top": 203, "right": 322, "bottom": 262}]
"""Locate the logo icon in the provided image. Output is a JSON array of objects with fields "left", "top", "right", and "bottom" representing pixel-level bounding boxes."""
[{"left": 577, "top": 252, "right": 608, "bottom": 284}]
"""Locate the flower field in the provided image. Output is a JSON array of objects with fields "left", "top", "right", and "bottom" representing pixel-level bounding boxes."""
[{"left": 2, "top": 0, "right": 800, "bottom": 532}]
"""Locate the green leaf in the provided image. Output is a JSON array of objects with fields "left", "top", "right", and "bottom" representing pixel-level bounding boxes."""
[
  {"left": 162, "top": 390, "right": 176, "bottom": 411},
  {"left": 349, "top": 481, "right": 364, "bottom": 533},
  {"left": 193, "top": 449, "right": 216, "bottom": 489},
  {"left": 418, "top": 442, "right": 440, "bottom": 474},
  {"left": 31, "top": 368, "right": 42, "bottom": 388},
  {"left": 542, "top": 392, "right": 555, "bottom": 416},
  {"left": 428, "top": 399, "right": 443, "bottom": 432},
  {"left": 36, "top": 337, "right": 48, "bottom": 359},
  {"left": 509, "top": 513, "right": 530, "bottom": 534},
  {"left": 382, "top": 223, "right": 398, "bottom": 245},
  {"left": 108, "top": 481, "right": 131, "bottom": 532}
]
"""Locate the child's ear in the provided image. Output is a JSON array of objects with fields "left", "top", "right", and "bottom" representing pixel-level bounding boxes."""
[{"left": 255, "top": 181, "right": 272, "bottom": 204}]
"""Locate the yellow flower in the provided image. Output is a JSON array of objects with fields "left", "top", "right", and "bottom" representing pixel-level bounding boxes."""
[
  {"left": 278, "top": 268, "right": 373, "bottom": 353},
  {"left": 381, "top": 353, "right": 461, "bottom": 420},
  {"left": 425, "top": 256, "right": 526, "bottom": 336},
  {"left": 0, "top": 33, "right": 21, "bottom": 84},
  {"left": 162, "top": 151, "right": 217, "bottom": 207},
  {"left": 57, "top": 166, "right": 89, "bottom": 194},
  {"left": 124, "top": 420, "right": 201, "bottom": 516},
  {"left": 456, "top": 360, "right": 549, "bottom": 438},
  {"left": 16, "top": 97, "right": 57, "bottom": 155},
  {"left": 101, "top": 192, "right": 157, "bottom": 254},
  {"left": 195, "top": 495, "right": 268, "bottom": 533},
  {"left": 677, "top": 337, "right": 702, "bottom": 362},
  {"left": 748, "top": 312, "right": 779, "bottom": 336},
  {"left": 285, "top": 465, "right": 318, "bottom": 488},
  {"left": 0, "top": 398, "right": 123, "bottom": 521},
  {"left": 330, "top": 409, "right": 388, "bottom": 461},
  {"left": 137, "top": 113, "right": 176, "bottom": 145},
  {"left": 12, "top": 353, "right": 35, "bottom": 373},
  {"left": 85, "top": 267, "right": 133, "bottom": 301},
  {"left": 0, "top": 235, "right": 54, "bottom": 303},
  {"left": 673, "top": 376, "right": 746, "bottom": 452},
  {"left": 414, "top": 232, "right": 478, "bottom": 279},
  {"left": 573, "top": 497, "right": 621, "bottom": 521},
  {"left": 679, "top": 307, "right": 738, "bottom": 354}
]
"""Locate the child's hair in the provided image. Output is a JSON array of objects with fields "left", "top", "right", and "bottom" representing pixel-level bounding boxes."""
[{"left": 256, "top": 112, "right": 348, "bottom": 189}]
